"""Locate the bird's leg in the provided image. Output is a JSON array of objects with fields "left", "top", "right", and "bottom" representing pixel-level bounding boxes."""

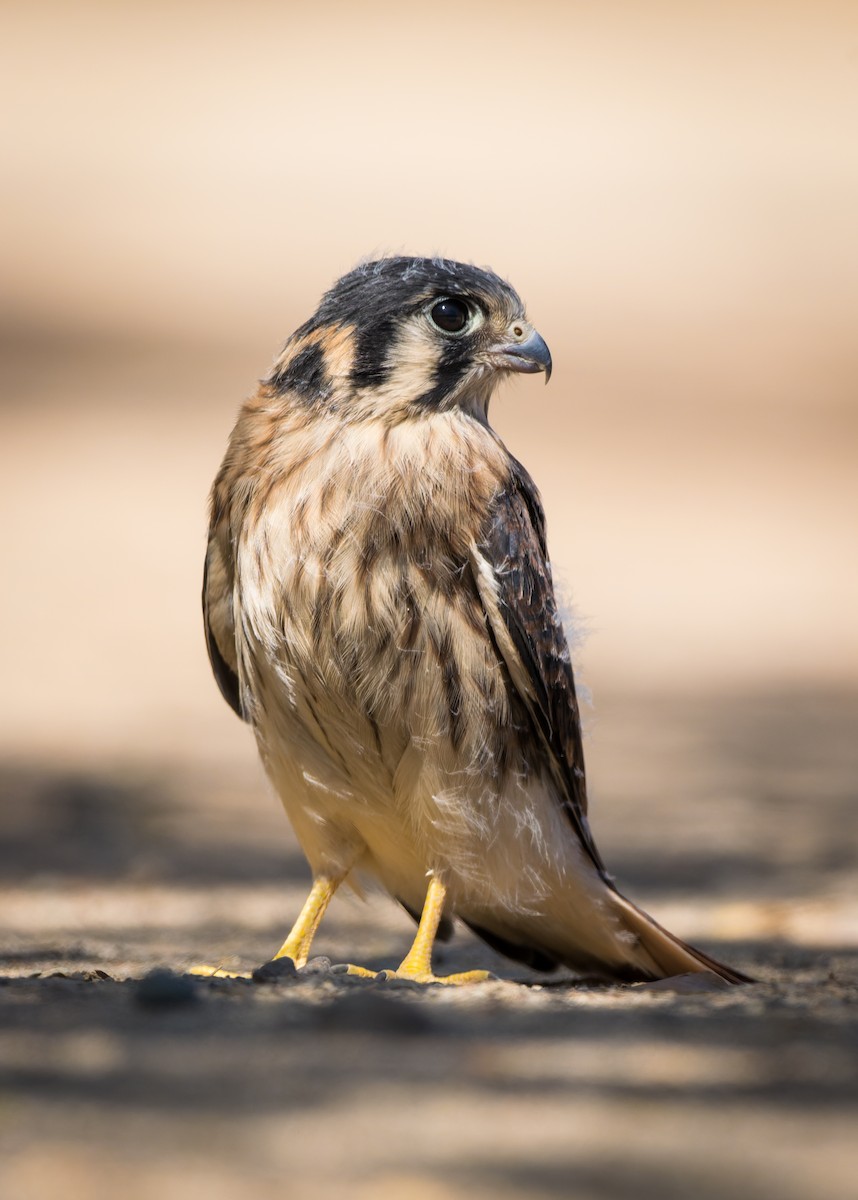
[
  {"left": 382, "top": 875, "right": 492, "bottom": 985},
  {"left": 271, "top": 874, "right": 340, "bottom": 968},
  {"left": 188, "top": 873, "right": 342, "bottom": 979}
]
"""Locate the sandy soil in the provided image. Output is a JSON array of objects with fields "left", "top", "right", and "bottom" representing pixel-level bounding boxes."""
[{"left": 2, "top": 692, "right": 856, "bottom": 1200}]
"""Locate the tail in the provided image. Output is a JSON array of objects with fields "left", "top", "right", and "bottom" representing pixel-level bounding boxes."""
[
  {"left": 606, "top": 890, "right": 753, "bottom": 985},
  {"left": 463, "top": 886, "right": 753, "bottom": 985}
]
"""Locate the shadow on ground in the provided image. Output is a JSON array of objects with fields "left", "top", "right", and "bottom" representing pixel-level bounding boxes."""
[{"left": 1, "top": 692, "right": 856, "bottom": 1200}]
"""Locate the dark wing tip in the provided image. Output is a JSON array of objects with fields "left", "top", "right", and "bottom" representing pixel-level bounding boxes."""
[
  {"left": 202, "top": 556, "right": 247, "bottom": 723},
  {"left": 204, "top": 615, "right": 246, "bottom": 721}
]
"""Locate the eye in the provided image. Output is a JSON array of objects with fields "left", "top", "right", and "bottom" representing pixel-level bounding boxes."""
[{"left": 429, "top": 297, "right": 470, "bottom": 334}]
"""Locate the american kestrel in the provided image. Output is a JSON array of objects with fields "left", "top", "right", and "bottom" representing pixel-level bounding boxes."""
[{"left": 204, "top": 256, "right": 749, "bottom": 985}]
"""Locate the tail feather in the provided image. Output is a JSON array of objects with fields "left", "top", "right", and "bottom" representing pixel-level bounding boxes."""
[
  {"left": 462, "top": 889, "right": 753, "bottom": 985},
  {"left": 602, "top": 890, "right": 753, "bottom": 984}
]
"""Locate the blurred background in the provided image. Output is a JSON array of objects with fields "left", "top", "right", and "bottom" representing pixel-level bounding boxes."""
[
  {"left": 1, "top": 3, "right": 857, "bottom": 1198},
  {"left": 1, "top": 0, "right": 857, "bottom": 768}
]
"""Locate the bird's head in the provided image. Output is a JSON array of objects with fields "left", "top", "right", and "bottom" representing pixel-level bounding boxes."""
[{"left": 267, "top": 256, "right": 551, "bottom": 422}]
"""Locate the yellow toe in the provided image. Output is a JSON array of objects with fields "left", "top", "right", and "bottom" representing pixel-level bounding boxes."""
[
  {"left": 383, "top": 968, "right": 493, "bottom": 986},
  {"left": 339, "top": 964, "right": 380, "bottom": 978},
  {"left": 187, "top": 963, "right": 252, "bottom": 979}
]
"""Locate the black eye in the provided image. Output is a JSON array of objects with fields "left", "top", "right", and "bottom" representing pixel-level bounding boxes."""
[{"left": 429, "top": 297, "right": 470, "bottom": 334}]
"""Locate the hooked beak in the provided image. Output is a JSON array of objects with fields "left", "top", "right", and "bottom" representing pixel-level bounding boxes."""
[{"left": 490, "top": 324, "right": 553, "bottom": 384}]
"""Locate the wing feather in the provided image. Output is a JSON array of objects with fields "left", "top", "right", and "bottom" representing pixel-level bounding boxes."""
[
  {"left": 472, "top": 458, "right": 607, "bottom": 877},
  {"left": 203, "top": 527, "right": 246, "bottom": 722}
]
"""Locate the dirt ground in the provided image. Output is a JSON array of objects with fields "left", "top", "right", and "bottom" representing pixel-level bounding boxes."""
[{"left": 2, "top": 692, "right": 856, "bottom": 1200}]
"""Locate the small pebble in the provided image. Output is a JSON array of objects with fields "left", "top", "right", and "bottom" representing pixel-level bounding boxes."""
[
  {"left": 299, "top": 956, "right": 333, "bottom": 976},
  {"left": 135, "top": 969, "right": 199, "bottom": 1007},
  {"left": 251, "top": 957, "right": 299, "bottom": 983}
]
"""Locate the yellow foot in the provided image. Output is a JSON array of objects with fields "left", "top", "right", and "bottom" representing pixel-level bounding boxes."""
[
  {"left": 187, "top": 963, "right": 252, "bottom": 979},
  {"left": 380, "top": 968, "right": 493, "bottom": 986},
  {"left": 333, "top": 964, "right": 492, "bottom": 984},
  {"left": 336, "top": 964, "right": 380, "bottom": 979}
]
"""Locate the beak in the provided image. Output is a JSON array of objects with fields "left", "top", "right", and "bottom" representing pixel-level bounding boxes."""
[{"left": 490, "top": 324, "right": 553, "bottom": 384}]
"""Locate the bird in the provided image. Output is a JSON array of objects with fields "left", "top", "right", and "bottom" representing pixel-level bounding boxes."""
[{"left": 203, "top": 255, "right": 750, "bottom": 986}]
